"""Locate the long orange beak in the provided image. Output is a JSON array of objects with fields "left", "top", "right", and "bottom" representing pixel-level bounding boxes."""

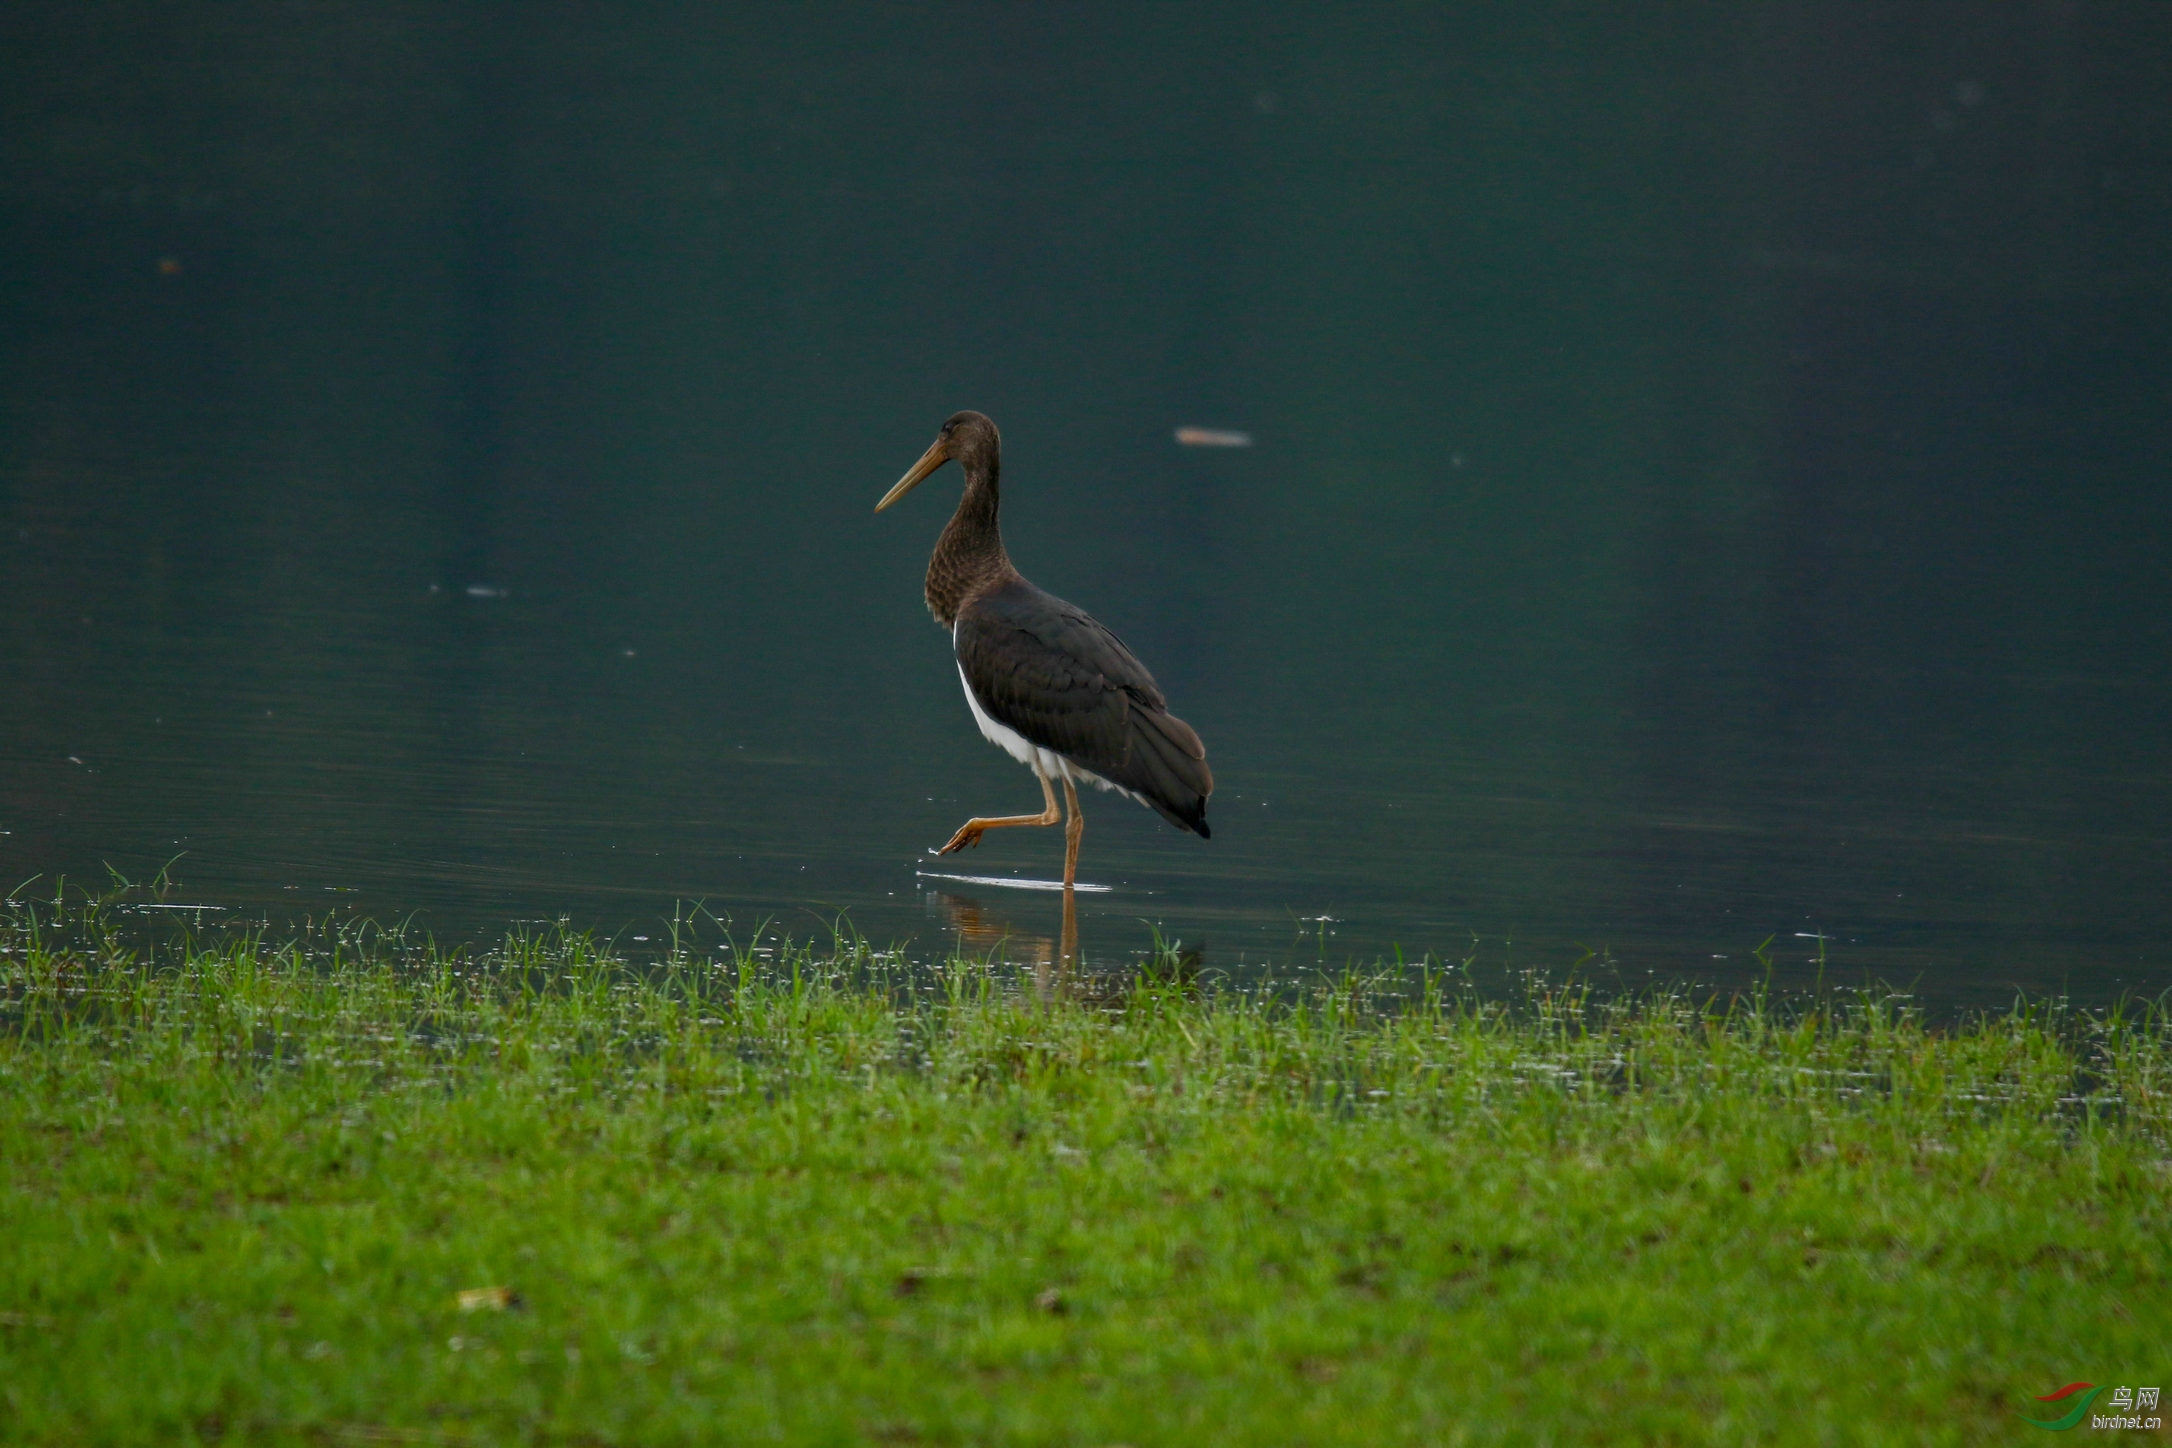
[{"left": 875, "top": 437, "right": 951, "bottom": 511}]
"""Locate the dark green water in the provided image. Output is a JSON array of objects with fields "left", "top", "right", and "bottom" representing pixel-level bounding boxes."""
[{"left": 4, "top": 5, "right": 2168, "bottom": 1005}]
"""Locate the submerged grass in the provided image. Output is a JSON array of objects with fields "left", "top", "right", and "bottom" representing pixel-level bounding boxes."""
[{"left": 1, "top": 889, "right": 2169, "bottom": 1445}]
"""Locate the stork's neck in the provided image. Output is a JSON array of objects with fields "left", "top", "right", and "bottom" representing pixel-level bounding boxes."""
[{"left": 925, "top": 457, "right": 1012, "bottom": 625}]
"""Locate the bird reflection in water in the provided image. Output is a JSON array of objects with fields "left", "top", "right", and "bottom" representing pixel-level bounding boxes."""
[
  {"left": 927, "top": 888, "right": 1075, "bottom": 995},
  {"left": 926, "top": 888, "right": 1201, "bottom": 1003}
]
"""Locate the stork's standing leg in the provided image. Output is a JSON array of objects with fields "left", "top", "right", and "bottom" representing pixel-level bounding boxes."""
[
  {"left": 937, "top": 768, "right": 1060, "bottom": 854},
  {"left": 1056, "top": 778, "right": 1084, "bottom": 973},
  {"left": 1060, "top": 776, "right": 1084, "bottom": 891}
]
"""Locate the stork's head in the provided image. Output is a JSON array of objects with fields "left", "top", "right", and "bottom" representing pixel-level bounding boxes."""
[{"left": 876, "top": 411, "right": 1001, "bottom": 511}]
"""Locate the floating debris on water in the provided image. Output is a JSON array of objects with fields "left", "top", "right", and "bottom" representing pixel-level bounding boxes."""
[
  {"left": 465, "top": 584, "right": 508, "bottom": 599},
  {"left": 916, "top": 871, "right": 1112, "bottom": 894},
  {"left": 1174, "top": 426, "right": 1253, "bottom": 448}
]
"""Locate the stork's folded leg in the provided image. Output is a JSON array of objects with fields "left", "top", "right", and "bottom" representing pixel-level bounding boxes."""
[
  {"left": 1061, "top": 776, "right": 1083, "bottom": 891},
  {"left": 937, "top": 769, "right": 1061, "bottom": 854}
]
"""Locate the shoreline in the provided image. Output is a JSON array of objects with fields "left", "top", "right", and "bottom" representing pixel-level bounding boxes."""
[{"left": 3, "top": 896, "right": 2167, "bottom": 1442}]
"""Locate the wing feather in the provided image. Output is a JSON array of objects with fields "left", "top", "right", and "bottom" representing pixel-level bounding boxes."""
[{"left": 954, "top": 579, "right": 1212, "bottom": 836}]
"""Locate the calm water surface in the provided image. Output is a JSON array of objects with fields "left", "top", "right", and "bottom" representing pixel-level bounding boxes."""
[{"left": 3, "top": 5, "right": 2168, "bottom": 1007}]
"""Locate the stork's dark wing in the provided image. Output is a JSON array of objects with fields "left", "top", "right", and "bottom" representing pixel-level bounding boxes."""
[{"left": 954, "top": 577, "right": 1212, "bottom": 837}]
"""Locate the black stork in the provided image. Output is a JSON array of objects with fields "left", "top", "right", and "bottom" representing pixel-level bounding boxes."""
[{"left": 876, "top": 411, "right": 1212, "bottom": 891}]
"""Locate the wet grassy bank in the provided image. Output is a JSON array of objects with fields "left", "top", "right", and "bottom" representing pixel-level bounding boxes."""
[{"left": 1, "top": 895, "right": 2167, "bottom": 1445}]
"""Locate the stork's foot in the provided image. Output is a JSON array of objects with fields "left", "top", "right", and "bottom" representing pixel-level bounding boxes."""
[{"left": 937, "top": 822, "right": 988, "bottom": 854}]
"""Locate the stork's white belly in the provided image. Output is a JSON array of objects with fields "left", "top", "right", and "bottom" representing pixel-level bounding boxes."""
[{"left": 952, "top": 650, "right": 1144, "bottom": 805}]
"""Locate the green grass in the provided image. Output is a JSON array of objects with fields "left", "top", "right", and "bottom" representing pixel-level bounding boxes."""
[{"left": 2, "top": 890, "right": 2169, "bottom": 1445}]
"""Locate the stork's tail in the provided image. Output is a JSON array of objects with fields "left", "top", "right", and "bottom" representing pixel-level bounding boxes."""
[{"left": 1123, "top": 705, "right": 1213, "bottom": 838}]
